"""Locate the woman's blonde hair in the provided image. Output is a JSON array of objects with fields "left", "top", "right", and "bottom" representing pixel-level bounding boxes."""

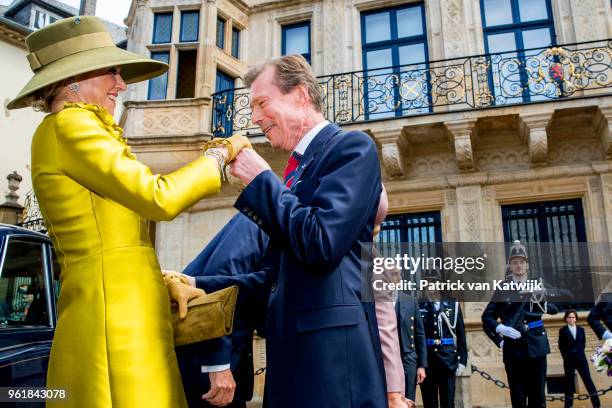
[{"left": 28, "top": 81, "right": 63, "bottom": 113}]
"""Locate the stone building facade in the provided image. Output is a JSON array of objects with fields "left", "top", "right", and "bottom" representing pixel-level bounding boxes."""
[{"left": 123, "top": 0, "right": 612, "bottom": 406}]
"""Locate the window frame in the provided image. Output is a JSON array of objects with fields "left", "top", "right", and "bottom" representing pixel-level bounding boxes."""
[
  {"left": 179, "top": 10, "right": 200, "bottom": 43},
  {"left": 152, "top": 12, "right": 173, "bottom": 44},
  {"left": 480, "top": 0, "right": 557, "bottom": 104},
  {"left": 501, "top": 198, "right": 593, "bottom": 310},
  {"left": 216, "top": 17, "right": 226, "bottom": 49},
  {"left": 231, "top": 27, "right": 241, "bottom": 59},
  {"left": 147, "top": 51, "right": 170, "bottom": 100},
  {"left": 360, "top": 3, "right": 431, "bottom": 119},
  {"left": 281, "top": 21, "right": 311, "bottom": 65},
  {"left": 0, "top": 236, "right": 55, "bottom": 330}
]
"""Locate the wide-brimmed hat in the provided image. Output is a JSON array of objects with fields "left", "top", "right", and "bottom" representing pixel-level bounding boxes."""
[{"left": 8, "top": 15, "right": 168, "bottom": 110}]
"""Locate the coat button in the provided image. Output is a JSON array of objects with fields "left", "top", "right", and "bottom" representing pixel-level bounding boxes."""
[
  {"left": 270, "top": 284, "right": 277, "bottom": 292},
  {"left": 434, "top": 330, "right": 437, "bottom": 334},
  {"left": 434, "top": 348, "right": 438, "bottom": 352},
  {"left": 411, "top": 316, "right": 415, "bottom": 320},
  {"left": 411, "top": 335, "right": 414, "bottom": 338},
  {"left": 411, "top": 325, "right": 414, "bottom": 330}
]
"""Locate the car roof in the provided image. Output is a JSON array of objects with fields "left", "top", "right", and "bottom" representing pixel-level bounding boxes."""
[{"left": 0, "top": 223, "right": 50, "bottom": 241}]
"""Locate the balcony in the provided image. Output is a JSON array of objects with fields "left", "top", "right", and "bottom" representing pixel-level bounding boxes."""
[{"left": 211, "top": 39, "right": 612, "bottom": 137}]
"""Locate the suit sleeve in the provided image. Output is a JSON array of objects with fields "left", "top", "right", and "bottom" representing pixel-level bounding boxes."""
[
  {"left": 55, "top": 107, "right": 220, "bottom": 221},
  {"left": 481, "top": 299, "right": 503, "bottom": 348},
  {"left": 558, "top": 328, "right": 565, "bottom": 357},
  {"left": 375, "top": 299, "right": 404, "bottom": 393},
  {"left": 456, "top": 304, "right": 468, "bottom": 365},
  {"left": 234, "top": 132, "right": 381, "bottom": 272},
  {"left": 414, "top": 298, "right": 427, "bottom": 369},
  {"left": 587, "top": 301, "right": 608, "bottom": 339}
]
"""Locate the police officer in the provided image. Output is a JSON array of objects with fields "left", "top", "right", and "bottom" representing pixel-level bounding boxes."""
[
  {"left": 419, "top": 270, "right": 467, "bottom": 408},
  {"left": 396, "top": 291, "right": 427, "bottom": 404},
  {"left": 481, "top": 240, "right": 558, "bottom": 408}
]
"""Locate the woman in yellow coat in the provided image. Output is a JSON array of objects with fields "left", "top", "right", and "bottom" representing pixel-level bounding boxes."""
[{"left": 8, "top": 16, "right": 249, "bottom": 407}]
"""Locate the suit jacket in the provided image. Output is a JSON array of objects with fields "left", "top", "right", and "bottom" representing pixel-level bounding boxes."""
[
  {"left": 558, "top": 325, "right": 587, "bottom": 362},
  {"left": 177, "top": 214, "right": 268, "bottom": 406},
  {"left": 482, "top": 278, "right": 558, "bottom": 359},
  {"left": 587, "top": 294, "right": 612, "bottom": 339},
  {"left": 197, "top": 123, "right": 387, "bottom": 407},
  {"left": 420, "top": 299, "right": 467, "bottom": 371},
  {"left": 396, "top": 293, "right": 427, "bottom": 370}
]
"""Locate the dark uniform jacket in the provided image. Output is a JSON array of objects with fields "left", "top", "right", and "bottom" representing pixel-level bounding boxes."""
[
  {"left": 419, "top": 299, "right": 468, "bottom": 371},
  {"left": 396, "top": 293, "right": 427, "bottom": 369},
  {"left": 482, "top": 277, "right": 558, "bottom": 359}
]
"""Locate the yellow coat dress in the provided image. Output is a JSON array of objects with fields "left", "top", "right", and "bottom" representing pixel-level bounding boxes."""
[{"left": 31, "top": 103, "right": 221, "bottom": 408}]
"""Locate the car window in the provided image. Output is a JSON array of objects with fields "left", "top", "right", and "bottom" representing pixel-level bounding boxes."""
[{"left": 0, "top": 239, "right": 51, "bottom": 329}]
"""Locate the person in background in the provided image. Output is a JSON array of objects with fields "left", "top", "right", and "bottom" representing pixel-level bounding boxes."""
[{"left": 558, "top": 309, "right": 600, "bottom": 408}]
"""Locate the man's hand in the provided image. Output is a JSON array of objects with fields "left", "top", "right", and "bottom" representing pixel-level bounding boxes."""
[
  {"left": 165, "top": 280, "right": 205, "bottom": 319},
  {"left": 387, "top": 392, "right": 411, "bottom": 408},
  {"left": 416, "top": 367, "right": 426, "bottom": 384},
  {"left": 455, "top": 363, "right": 466, "bottom": 376},
  {"left": 162, "top": 270, "right": 196, "bottom": 287},
  {"left": 230, "top": 148, "right": 271, "bottom": 185},
  {"left": 496, "top": 324, "right": 522, "bottom": 339},
  {"left": 203, "top": 369, "right": 236, "bottom": 406}
]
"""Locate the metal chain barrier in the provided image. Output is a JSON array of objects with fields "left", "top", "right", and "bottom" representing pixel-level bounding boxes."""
[{"left": 471, "top": 364, "right": 612, "bottom": 402}]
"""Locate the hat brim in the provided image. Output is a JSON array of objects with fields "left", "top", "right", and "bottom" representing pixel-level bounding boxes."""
[{"left": 7, "top": 46, "right": 168, "bottom": 110}]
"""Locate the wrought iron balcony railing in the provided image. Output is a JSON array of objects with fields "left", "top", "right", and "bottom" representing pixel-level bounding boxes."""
[{"left": 212, "top": 39, "right": 612, "bottom": 137}]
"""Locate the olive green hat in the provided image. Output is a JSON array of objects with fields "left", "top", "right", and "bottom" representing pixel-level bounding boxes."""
[{"left": 8, "top": 15, "right": 168, "bottom": 110}]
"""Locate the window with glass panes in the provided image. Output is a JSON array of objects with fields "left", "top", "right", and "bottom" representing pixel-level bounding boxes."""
[
  {"left": 148, "top": 51, "right": 169, "bottom": 100},
  {"left": 377, "top": 211, "right": 442, "bottom": 285},
  {"left": 231, "top": 28, "right": 240, "bottom": 59},
  {"left": 501, "top": 199, "right": 592, "bottom": 310},
  {"left": 216, "top": 18, "right": 226, "bottom": 49},
  {"left": 180, "top": 10, "right": 199, "bottom": 42},
  {"left": 281, "top": 22, "right": 311, "bottom": 64},
  {"left": 480, "top": 0, "right": 556, "bottom": 104},
  {"left": 214, "top": 71, "right": 235, "bottom": 135},
  {"left": 361, "top": 4, "right": 430, "bottom": 119},
  {"left": 152, "top": 12, "right": 172, "bottom": 44}
]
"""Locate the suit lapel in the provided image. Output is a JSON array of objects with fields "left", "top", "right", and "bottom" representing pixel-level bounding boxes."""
[{"left": 290, "top": 123, "right": 342, "bottom": 191}]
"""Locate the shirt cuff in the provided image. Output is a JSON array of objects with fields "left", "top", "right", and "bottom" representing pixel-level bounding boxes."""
[{"left": 201, "top": 364, "right": 230, "bottom": 373}]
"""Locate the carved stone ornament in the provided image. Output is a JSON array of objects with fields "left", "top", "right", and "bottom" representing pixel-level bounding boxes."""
[
  {"left": 519, "top": 113, "right": 552, "bottom": 166},
  {"left": 446, "top": 120, "right": 477, "bottom": 172}
]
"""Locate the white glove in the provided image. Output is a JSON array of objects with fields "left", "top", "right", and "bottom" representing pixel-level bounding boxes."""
[
  {"left": 500, "top": 340, "right": 504, "bottom": 350},
  {"left": 496, "top": 324, "right": 522, "bottom": 339},
  {"left": 455, "top": 363, "right": 465, "bottom": 376},
  {"left": 603, "top": 330, "right": 612, "bottom": 340}
]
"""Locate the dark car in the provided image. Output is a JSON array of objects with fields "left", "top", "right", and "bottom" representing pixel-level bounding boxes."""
[{"left": 0, "top": 224, "right": 59, "bottom": 406}]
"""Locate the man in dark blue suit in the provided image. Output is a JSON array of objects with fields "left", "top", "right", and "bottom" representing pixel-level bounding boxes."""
[
  {"left": 558, "top": 309, "right": 600, "bottom": 408},
  {"left": 587, "top": 292, "right": 612, "bottom": 341},
  {"left": 189, "top": 54, "right": 388, "bottom": 407},
  {"left": 174, "top": 214, "right": 268, "bottom": 407}
]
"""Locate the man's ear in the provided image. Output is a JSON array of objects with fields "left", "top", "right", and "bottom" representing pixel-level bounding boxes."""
[{"left": 294, "top": 84, "right": 309, "bottom": 106}]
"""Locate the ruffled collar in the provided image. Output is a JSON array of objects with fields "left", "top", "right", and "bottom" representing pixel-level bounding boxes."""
[{"left": 63, "top": 102, "right": 127, "bottom": 145}]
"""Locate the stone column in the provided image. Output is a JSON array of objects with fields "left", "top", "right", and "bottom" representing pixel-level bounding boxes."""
[
  {"left": 0, "top": 172, "right": 24, "bottom": 225},
  {"left": 446, "top": 119, "right": 477, "bottom": 172},
  {"left": 199, "top": 0, "right": 219, "bottom": 99},
  {"left": 519, "top": 113, "right": 552, "bottom": 167}
]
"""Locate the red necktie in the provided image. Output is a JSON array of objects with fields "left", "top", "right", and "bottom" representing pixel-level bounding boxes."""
[{"left": 283, "top": 151, "right": 302, "bottom": 187}]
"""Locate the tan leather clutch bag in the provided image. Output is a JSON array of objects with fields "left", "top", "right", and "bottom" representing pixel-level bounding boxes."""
[{"left": 170, "top": 285, "right": 239, "bottom": 346}]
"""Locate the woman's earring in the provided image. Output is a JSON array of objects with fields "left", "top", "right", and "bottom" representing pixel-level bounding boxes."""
[{"left": 67, "top": 81, "right": 80, "bottom": 93}]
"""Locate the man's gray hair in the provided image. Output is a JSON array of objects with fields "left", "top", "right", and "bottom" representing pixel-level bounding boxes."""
[{"left": 244, "top": 54, "right": 325, "bottom": 114}]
